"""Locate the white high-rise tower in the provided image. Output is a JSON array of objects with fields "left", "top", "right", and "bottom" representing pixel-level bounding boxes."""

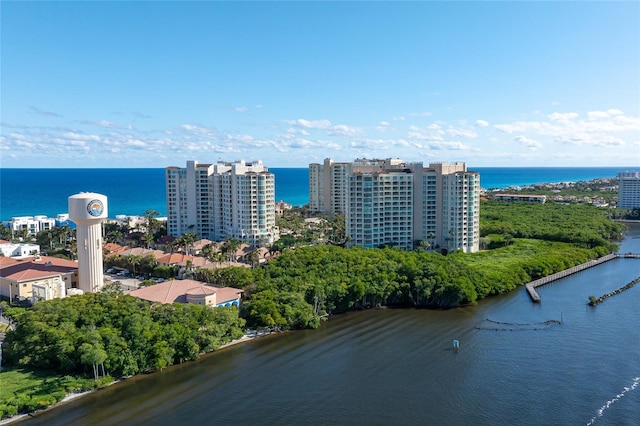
[{"left": 68, "top": 192, "right": 108, "bottom": 293}]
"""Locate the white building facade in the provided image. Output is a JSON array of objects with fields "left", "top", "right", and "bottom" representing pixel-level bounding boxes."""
[
  {"left": 0, "top": 242, "right": 41, "bottom": 258},
  {"left": 309, "top": 158, "right": 480, "bottom": 253},
  {"left": 618, "top": 171, "right": 640, "bottom": 209},
  {"left": 166, "top": 160, "right": 279, "bottom": 245},
  {"left": 3, "top": 216, "right": 56, "bottom": 236}
]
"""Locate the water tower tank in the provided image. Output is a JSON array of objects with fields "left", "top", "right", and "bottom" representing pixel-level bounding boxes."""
[
  {"left": 68, "top": 193, "right": 108, "bottom": 223},
  {"left": 68, "top": 193, "right": 108, "bottom": 293}
]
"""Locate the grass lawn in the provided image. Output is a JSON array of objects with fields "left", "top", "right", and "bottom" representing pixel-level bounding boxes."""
[
  {"left": 0, "top": 368, "right": 111, "bottom": 420},
  {"left": 0, "top": 369, "right": 62, "bottom": 401}
]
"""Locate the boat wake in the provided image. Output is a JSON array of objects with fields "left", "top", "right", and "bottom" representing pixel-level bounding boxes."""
[
  {"left": 585, "top": 376, "right": 640, "bottom": 425},
  {"left": 474, "top": 318, "right": 561, "bottom": 331}
]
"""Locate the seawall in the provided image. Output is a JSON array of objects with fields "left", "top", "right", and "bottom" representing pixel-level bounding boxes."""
[{"left": 525, "top": 254, "right": 619, "bottom": 302}]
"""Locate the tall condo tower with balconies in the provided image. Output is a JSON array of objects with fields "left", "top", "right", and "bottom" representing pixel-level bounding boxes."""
[
  {"left": 68, "top": 192, "right": 108, "bottom": 293},
  {"left": 309, "top": 158, "right": 480, "bottom": 253},
  {"left": 166, "top": 160, "right": 278, "bottom": 245},
  {"left": 617, "top": 171, "right": 640, "bottom": 209}
]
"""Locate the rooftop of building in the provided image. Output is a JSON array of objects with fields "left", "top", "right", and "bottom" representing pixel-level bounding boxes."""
[
  {"left": 128, "top": 279, "right": 243, "bottom": 304},
  {"left": 0, "top": 255, "right": 77, "bottom": 281}
]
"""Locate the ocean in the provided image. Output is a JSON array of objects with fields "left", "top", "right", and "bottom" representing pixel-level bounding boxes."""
[{"left": 0, "top": 166, "right": 636, "bottom": 221}]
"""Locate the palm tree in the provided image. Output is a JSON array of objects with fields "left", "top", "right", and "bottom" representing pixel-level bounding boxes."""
[
  {"left": 246, "top": 248, "right": 260, "bottom": 268},
  {"left": 166, "top": 239, "right": 178, "bottom": 254},
  {"left": 145, "top": 209, "right": 161, "bottom": 235},
  {"left": 416, "top": 240, "right": 430, "bottom": 252},
  {"left": 221, "top": 238, "right": 240, "bottom": 262},
  {"left": 181, "top": 232, "right": 197, "bottom": 256},
  {"left": 127, "top": 254, "right": 142, "bottom": 276},
  {"left": 201, "top": 243, "right": 216, "bottom": 261},
  {"left": 119, "top": 218, "right": 132, "bottom": 245},
  {"left": 184, "top": 259, "right": 195, "bottom": 279},
  {"left": 142, "top": 233, "right": 154, "bottom": 249}
]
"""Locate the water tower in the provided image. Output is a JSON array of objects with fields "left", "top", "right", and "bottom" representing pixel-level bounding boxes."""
[{"left": 68, "top": 192, "right": 108, "bottom": 293}]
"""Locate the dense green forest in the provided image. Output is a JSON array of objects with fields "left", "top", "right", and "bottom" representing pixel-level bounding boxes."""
[
  {"left": 479, "top": 201, "right": 624, "bottom": 249},
  {"left": 238, "top": 239, "right": 610, "bottom": 329}
]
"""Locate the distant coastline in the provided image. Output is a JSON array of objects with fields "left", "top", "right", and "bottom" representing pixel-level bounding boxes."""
[{"left": 1, "top": 166, "right": 637, "bottom": 221}]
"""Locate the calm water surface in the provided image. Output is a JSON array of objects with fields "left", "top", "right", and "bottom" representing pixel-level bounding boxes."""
[{"left": 21, "top": 225, "right": 640, "bottom": 426}]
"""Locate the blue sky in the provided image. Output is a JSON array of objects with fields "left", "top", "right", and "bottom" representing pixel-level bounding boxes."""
[{"left": 1, "top": 1, "right": 638, "bottom": 168}]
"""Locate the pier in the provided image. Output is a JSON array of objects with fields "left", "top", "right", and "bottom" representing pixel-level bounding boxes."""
[{"left": 525, "top": 253, "right": 639, "bottom": 302}]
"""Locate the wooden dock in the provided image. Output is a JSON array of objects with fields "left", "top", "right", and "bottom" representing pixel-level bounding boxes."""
[{"left": 525, "top": 253, "right": 639, "bottom": 302}]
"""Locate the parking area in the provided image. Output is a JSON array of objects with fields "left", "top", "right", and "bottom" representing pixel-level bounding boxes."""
[
  {"left": 104, "top": 270, "right": 166, "bottom": 293},
  {"left": 104, "top": 272, "right": 142, "bottom": 292}
]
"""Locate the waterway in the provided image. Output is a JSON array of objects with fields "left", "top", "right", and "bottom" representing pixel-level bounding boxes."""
[{"left": 19, "top": 225, "right": 640, "bottom": 425}]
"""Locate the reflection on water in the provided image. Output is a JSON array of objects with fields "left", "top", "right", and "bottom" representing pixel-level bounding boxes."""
[{"left": 21, "top": 225, "right": 640, "bottom": 426}]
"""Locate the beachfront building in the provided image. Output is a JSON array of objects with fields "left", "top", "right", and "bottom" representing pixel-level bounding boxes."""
[
  {"left": 309, "top": 159, "right": 480, "bottom": 253},
  {"left": 617, "top": 171, "right": 640, "bottom": 209},
  {"left": 3, "top": 216, "right": 56, "bottom": 237},
  {"left": 166, "top": 160, "right": 279, "bottom": 245}
]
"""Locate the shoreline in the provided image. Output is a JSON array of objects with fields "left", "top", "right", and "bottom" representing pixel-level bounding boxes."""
[{"left": 0, "top": 329, "right": 275, "bottom": 425}]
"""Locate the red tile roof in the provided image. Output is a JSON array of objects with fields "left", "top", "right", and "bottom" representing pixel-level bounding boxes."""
[
  {"left": 0, "top": 256, "right": 77, "bottom": 282},
  {"left": 156, "top": 252, "right": 194, "bottom": 265},
  {"left": 128, "top": 279, "right": 242, "bottom": 305}
]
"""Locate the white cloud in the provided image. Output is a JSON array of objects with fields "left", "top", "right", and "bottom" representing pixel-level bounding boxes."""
[
  {"left": 514, "top": 135, "right": 543, "bottom": 150},
  {"left": 180, "top": 124, "right": 216, "bottom": 135},
  {"left": 495, "top": 110, "right": 639, "bottom": 150},
  {"left": 446, "top": 127, "right": 477, "bottom": 139},
  {"left": 9, "top": 133, "right": 26, "bottom": 140},
  {"left": 285, "top": 118, "right": 332, "bottom": 129},
  {"left": 587, "top": 109, "right": 625, "bottom": 120},
  {"left": 235, "top": 106, "right": 248, "bottom": 112},
  {"left": 62, "top": 132, "right": 100, "bottom": 141},
  {"left": 426, "top": 141, "right": 472, "bottom": 151},
  {"left": 4, "top": 105, "right": 636, "bottom": 167},
  {"left": 286, "top": 127, "right": 310, "bottom": 136},
  {"left": 328, "top": 124, "right": 363, "bottom": 137},
  {"left": 284, "top": 118, "right": 363, "bottom": 137},
  {"left": 548, "top": 112, "right": 579, "bottom": 121},
  {"left": 408, "top": 128, "right": 444, "bottom": 141},
  {"left": 96, "top": 120, "right": 117, "bottom": 128},
  {"left": 126, "top": 138, "right": 147, "bottom": 148}
]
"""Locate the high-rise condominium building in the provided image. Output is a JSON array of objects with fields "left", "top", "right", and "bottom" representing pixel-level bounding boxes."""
[
  {"left": 617, "top": 171, "right": 640, "bottom": 209},
  {"left": 309, "top": 158, "right": 480, "bottom": 253},
  {"left": 166, "top": 160, "right": 278, "bottom": 245}
]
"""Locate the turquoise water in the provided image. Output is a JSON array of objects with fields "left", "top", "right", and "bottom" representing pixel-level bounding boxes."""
[{"left": 1, "top": 166, "right": 635, "bottom": 221}]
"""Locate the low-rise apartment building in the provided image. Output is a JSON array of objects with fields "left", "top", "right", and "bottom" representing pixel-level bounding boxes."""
[
  {"left": 494, "top": 194, "right": 547, "bottom": 203},
  {"left": 0, "top": 255, "right": 79, "bottom": 303}
]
